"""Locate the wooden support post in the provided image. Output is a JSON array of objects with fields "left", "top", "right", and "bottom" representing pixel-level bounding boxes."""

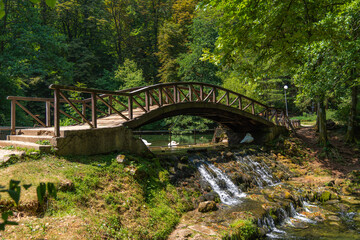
[
  {"left": 251, "top": 102, "right": 255, "bottom": 114},
  {"left": 108, "top": 96, "right": 113, "bottom": 115},
  {"left": 128, "top": 96, "right": 133, "bottom": 119},
  {"left": 226, "top": 91, "right": 229, "bottom": 106},
  {"left": 82, "top": 102, "right": 86, "bottom": 123},
  {"left": 46, "top": 101, "right": 51, "bottom": 127},
  {"left": 11, "top": 100, "right": 16, "bottom": 135},
  {"left": 212, "top": 87, "right": 216, "bottom": 103},
  {"left": 159, "top": 88, "right": 163, "bottom": 106},
  {"left": 200, "top": 85, "right": 203, "bottom": 101},
  {"left": 145, "top": 91, "right": 150, "bottom": 111},
  {"left": 189, "top": 85, "right": 192, "bottom": 101},
  {"left": 91, "top": 92, "right": 97, "bottom": 128},
  {"left": 54, "top": 88, "right": 60, "bottom": 137},
  {"left": 174, "top": 85, "right": 177, "bottom": 103},
  {"left": 239, "top": 97, "right": 242, "bottom": 110}
]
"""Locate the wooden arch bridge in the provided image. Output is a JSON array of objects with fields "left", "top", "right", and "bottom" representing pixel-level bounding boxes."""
[{"left": 1, "top": 82, "right": 294, "bottom": 155}]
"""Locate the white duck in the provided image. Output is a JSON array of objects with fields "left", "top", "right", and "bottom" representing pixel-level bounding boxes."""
[
  {"left": 168, "top": 140, "right": 179, "bottom": 147},
  {"left": 141, "top": 138, "right": 152, "bottom": 146},
  {"left": 240, "top": 133, "right": 254, "bottom": 144}
]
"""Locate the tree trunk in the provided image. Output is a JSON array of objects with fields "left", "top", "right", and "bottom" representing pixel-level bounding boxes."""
[
  {"left": 317, "top": 101, "right": 328, "bottom": 146},
  {"left": 346, "top": 85, "right": 358, "bottom": 143}
]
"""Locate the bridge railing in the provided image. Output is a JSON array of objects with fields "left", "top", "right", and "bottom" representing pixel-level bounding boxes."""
[{"left": 7, "top": 82, "right": 293, "bottom": 137}]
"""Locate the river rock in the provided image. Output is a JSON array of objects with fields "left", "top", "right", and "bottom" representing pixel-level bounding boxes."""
[
  {"left": 199, "top": 192, "right": 220, "bottom": 203},
  {"left": 168, "top": 228, "right": 193, "bottom": 240},
  {"left": 327, "top": 215, "right": 341, "bottom": 221},
  {"left": 198, "top": 201, "right": 217, "bottom": 212}
]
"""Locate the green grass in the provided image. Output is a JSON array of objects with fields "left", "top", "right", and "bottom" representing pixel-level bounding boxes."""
[
  {"left": 291, "top": 110, "right": 338, "bottom": 125},
  {"left": 0, "top": 153, "right": 196, "bottom": 239}
]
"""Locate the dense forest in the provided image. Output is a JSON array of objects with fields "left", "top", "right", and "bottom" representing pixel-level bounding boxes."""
[{"left": 0, "top": 0, "right": 359, "bottom": 144}]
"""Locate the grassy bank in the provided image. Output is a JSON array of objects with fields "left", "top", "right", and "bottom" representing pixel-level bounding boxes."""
[{"left": 0, "top": 153, "right": 196, "bottom": 239}]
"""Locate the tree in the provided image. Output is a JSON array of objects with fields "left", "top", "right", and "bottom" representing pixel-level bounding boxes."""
[{"left": 201, "top": 0, "right": 349, "bottom": 146}]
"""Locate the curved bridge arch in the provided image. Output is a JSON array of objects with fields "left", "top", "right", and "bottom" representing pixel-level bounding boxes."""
[{"left": 9, "top": 82, "right": 291, "bottom": 137}]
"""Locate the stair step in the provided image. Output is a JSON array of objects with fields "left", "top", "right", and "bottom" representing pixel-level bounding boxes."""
[
  {"left": 7, "top": 135, "right": 55, "bottom": 144},
  {"left": 16, "top": 128, "right": 55, "bottom": 136},
  {"left": 0, "top": 140, "right": 52, "bottom": 153}
]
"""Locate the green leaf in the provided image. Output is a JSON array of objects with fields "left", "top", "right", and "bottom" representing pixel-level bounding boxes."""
[
  {"left": 22, "top": 184, "right": 32, "bottom": 190},
  {"left": 29, "top": 0, "right": 41, "bottom": 3},
  {"left": 45, "top": 0, "right": 56, "bottom": 8},
  {"left": 47, "top": 182, "right": 57, "bottom": 199},
  {"left": 36, "top": 183, "right": 46, "bottom": 205},
  {"left": 0, "top": 0, "right": 4, "bottom": 19}
]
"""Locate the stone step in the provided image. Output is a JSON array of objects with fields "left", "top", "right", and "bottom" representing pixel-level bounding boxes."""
[
  {"left": 16, "top": 128, "right": 55, "bottom": 136},
  {"left": 7, "top": 135, "right": 55, "bottom": 144},
  {"left": 0, "top": 140, "right": 52, "bottom": 153}
]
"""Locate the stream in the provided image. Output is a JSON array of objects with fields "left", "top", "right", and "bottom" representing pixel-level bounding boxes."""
[{"left": 183, "top": 151, "right": 360, "bottom": 239}]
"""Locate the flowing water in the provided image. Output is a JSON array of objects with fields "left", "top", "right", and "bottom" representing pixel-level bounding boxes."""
[{"left": 193, "top": 151, "right": 360, "bottom": 239}]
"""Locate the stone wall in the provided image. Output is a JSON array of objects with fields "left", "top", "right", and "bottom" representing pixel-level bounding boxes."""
[{"left": 54, "top": 126, "right": 151, "bottom": 156}]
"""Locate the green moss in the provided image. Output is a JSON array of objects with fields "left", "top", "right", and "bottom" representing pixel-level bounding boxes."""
[
  {"left": 223, "top": 219, "right": 260, "bottom": 240},
  {"left": 319, "top": 191, "right": 332, "bottom": 202}
]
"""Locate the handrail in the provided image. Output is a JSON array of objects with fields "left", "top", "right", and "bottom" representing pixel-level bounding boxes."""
[{"left": 8, "top": 82, "right": 293, "bottom": 137}]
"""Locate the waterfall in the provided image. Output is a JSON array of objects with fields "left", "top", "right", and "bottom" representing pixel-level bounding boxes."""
[{"left": 235, "top": 154, "right": 279, "bottom": 188}]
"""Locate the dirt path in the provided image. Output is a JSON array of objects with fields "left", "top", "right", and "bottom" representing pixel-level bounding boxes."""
[{"left": 296, "top": 127, "right": 360, "bottom": 177}]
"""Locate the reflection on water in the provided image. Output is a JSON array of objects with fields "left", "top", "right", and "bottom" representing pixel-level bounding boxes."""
[{"left": 134, "top": 133, "right": 214, "bottom": 147}]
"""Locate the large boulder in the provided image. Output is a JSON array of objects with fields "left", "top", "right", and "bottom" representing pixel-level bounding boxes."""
[{"left": 198, "top": 201, "right": 218, "bottom": 213}]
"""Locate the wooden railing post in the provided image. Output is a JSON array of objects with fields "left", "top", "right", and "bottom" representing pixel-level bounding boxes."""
[
  {"left": 108, "top": 96, "right": 113, "bottom": 115},
  {"left": 189, "top": 85, "right": 192, "bottom": 101},
  {"left": 239, "top": 97, "right": 242, "bottom": 110},
  {"left": 226, "top": 91, "right": 229, "bottom": 106},
  {"left": 173, "top": 85, "right": 178, "bottom": 103},
  {"left": 212, "top": 87, "right": 216, "bottom": 103},
  {"left": 82, "top": 102, "right": 86, "bottom": 123},
  {"left": 159, "top": 87, "right": 163, "bottom": 106},
  {"left": 46, "top": 101, "right": 51, "bottom": 127},
  {"left": 128, "top": 95, "right": 133, "bottom": 119},
  {"left": 10, "top": 100, "right": 16, "bottom": 135},
  {"left": 251, "top": 102, "right": 255, "bottom": 114},
  {"left": 54, "top": 88, "right": 60, "bottom": 137},
  {"left": 91, "top": 92, "right": 97, "bottom": 128},
  {"left": 200, "top": 85, "right": 203, "bottom": 101},
  {"left": 145, "top": 91, "right": 150, "bottom": 112}
]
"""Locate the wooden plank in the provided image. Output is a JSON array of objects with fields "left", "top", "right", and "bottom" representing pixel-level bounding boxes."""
[
  {"left": 97, "top": 95, "right": 129, "bottom": 120},
  {"left": 111, "top": 97, "right": 128, "bottom": 110},
  {"left": 128, "top": 96, "right": 133, "bottom": 119},
  {"left": 212, "top": 87, "right": 216, "bottom": 103},
  {"left": 149, "top": 90, "right": 160, "bottom": 107},
  {"left": 46, "top": 101, "right": 51, "bottom": 127},
  {"left": 132, "top": 96, "right": 147, "bottom": 113},
  {"left": 158, "top": 87, "right": 163, "bottom": 106},
  {"left": 59, "top": 91, "right": 93, "bottom": 128},
  {"left": 54, "top": 89, "right": 60, "bottom": 137},
  {"left": 203, "top": 89, "right": 214, "bottom": 102},
  {"left": 190, "top": 85, "right": 200, "bottom": 101},
  {"left": 178, "top": 88, "right": 189, "bottom": 102},
  {"left": 162, "top": 88, "right": 175, "bottom": 104},
  {"left": 15, "top": 101, "right": 46, "bottom": 127},
  {"left": 145, "top": 91, "right": 150, "bottom": 111},
  {"left": 91, "top": 93, "right": 97, "bottom": 128},
  {"left": 216, "top": 92, "right": 227, "bottom": 104},
  {"left": 229, "top": 96, "right": 239, "bottom": 107},
  {"left": 50, "top": 103, "right": 82, "bottom": 124},
  {"left": 11, "top": 100, "right": 16, "bottom": 135},
  {"left": 108, "top": 96, "right": 113, "bottom": 115}
]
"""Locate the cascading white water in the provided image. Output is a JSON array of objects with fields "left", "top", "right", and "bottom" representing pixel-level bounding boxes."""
[
  {"left": 198, "top": 163, "right": 246, "bottom": 205},
  {"left": 235, "top": 154, "right": 279, "bottom": 188}
]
